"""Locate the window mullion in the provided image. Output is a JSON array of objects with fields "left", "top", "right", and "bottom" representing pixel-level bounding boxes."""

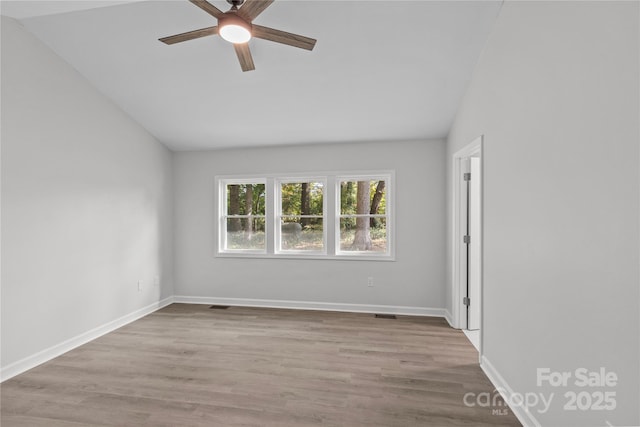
[
  {"left": 218, "top": 179, "right": 225, "bottom": 253},
  {"left": 266, "top": 177, "right": 276, "bottom": 255},
  {"left": 325, "top": 176, "right": 336, "bottom": 256}
]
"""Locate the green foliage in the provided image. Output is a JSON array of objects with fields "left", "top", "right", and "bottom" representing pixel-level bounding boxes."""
[
  {"left": 281, "top": 182, "right": 323, "bottom": 227},
  {"left": 226, "top": 180, "right": 386, "bottom": 235},
  {"left": 340, "top": 180, "right": 385, "bottom": 214},
  {"left": 340, "top": 181, "right": 356, "bottom": 215},
  {"left": 370, "top": 181, "right": 386, "bottom": 214},
  {"left": 226, "top": 184, "right": 266, "bottom": 232},
  {"left": 226, "top": 183, "right": 266, "bottom": 216},
  {"left": 339, "top": 180, "right": 386, "bottom": 230}
]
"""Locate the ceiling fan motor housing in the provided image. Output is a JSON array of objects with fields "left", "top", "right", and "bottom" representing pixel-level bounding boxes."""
[{"left": 218, "top": 10, "right": 252, "bottom": 36}]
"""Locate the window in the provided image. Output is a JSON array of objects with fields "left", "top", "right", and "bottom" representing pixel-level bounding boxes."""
[
  {"left": 337, "top": 178, "right": 388, "bottom": 255},
  {"left": 277, "top": 180, "right": 325, "bottom": 253},
  {"left": 219, "top": 180, "right": 266, "bottom": 252},
  {"left": 216, "top": 172, "right": 393, "bottom": 260}
]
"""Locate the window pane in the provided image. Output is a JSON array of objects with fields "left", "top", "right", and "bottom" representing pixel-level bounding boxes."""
[
  {"left": 227, "top": 183, "right": 265, "bottom": 216},
  {"left": 281, "top": 217, "right": 324, "bottom": 251},
  {"left": 339, "top": 217, "right": 387, "bottom": 253},
  {"left": 340, "top": 180, "right": 386, "bottom": 215},
  {"left": 225, "top": 217, "right": 265, "bottom": 250},
  {"left": 281, "top": 182, "right": 323, "bottom": 216}
]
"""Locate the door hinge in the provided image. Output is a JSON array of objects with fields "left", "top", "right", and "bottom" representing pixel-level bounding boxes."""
[
  {"left": 463, "top": 297, "right": 470, "bottom": 306},
  {"left": 463, "top": 173, "right": 471, "bottom": 181},
  {"left": 463, "top": 235, "right": 470, "bottom": 244}
]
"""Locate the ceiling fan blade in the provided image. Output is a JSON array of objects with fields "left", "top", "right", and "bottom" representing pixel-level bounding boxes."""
[
  {"left": 233, "top": 43, "right": 255, "bottom": 72},
  {"left": 252, "top": 25, "right": 316, "bottom": 51},
  {"left": 188, "top": 0, "right": 224, "bottom": 18},
  {"left": 159, "top": 26, "right": 218, "bottom": 45},
  {"left": 238, "top": 0, "right": 274, "bottom": 21}
]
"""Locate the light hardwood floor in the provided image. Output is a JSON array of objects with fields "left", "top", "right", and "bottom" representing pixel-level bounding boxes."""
[{"left": 1, "top": 304, "right": 521, "bottom": 426}]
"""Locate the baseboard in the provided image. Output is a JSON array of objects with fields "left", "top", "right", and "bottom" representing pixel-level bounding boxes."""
[
  {"left": 173, "top": 295, "right": 447, "bottom": 318},
  {"left": 0, "top": 296, "right": 174, "bottom": 382},
  {"left": 480, "top": 355, "right": 541, "bottom": 427},
  {"left": 444, "top": 309, "right": 455, "bottom": 327}
]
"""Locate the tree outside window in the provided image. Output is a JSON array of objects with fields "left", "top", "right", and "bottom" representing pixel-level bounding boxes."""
[
  {"left": 223, "top": 182, "right": 266, "bottom": 251},
  {"left": 279, "top": 181, "right": 324, "bottom": 252},
  {"left": 339, "top": 179, "right": 387, "bottom": 253}
]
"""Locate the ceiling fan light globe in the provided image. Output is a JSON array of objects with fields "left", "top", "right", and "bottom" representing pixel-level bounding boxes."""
[
  {"left": 218, "top": 13, "right": 252, "bottom": 44},
  {"left": 220, "top": 24, "right": 252, "bottom": 44}
]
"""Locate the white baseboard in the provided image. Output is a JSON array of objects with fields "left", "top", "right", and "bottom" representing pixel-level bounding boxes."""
[
  {"left": 173, "top": 295, "right": 447, "bottom": 318},
  {"left": 444, "top": 309, "right": 455, "bottom": 327},
  {"left": 0, "top": 297, "right": 174, "bottom": 382},
  {"left": 480, "top": 355, "right": 541, "bottom": 427}
]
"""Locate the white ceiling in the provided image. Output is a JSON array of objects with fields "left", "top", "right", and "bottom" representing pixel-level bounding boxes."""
[{"left": 2, "top": 0, "right": 502, "bottom": 151}]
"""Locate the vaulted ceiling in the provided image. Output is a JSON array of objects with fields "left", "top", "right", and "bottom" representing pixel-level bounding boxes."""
[{"left": 1, "top": 1, "right": 502, "bottom": 150}]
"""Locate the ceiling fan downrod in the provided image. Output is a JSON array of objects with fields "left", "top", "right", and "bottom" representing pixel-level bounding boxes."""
[{"left": 227, "top": 0, "right": 245, "bottom": 8}]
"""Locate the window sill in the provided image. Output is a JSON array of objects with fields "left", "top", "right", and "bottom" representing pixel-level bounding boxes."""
[{"left": 215, "top": 252, "right": 395, "bottom": 261}]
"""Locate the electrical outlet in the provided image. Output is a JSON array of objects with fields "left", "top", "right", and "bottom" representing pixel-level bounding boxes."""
[
  {"left": 367, "top": 277, "right": 374, "bottom": 287},
  {"left": 154, "top": 276, "right": 160, "bottom": 287},
  {"left": 137, "top": 280, "right": 143, "bottom": 292}
]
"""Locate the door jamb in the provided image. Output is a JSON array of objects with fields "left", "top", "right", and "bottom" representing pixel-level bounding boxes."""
[{"left": 451, "top": 136, "right": 483, "bottom": 350}]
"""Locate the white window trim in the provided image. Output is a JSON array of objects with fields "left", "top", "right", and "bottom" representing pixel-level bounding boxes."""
[{"left": 215, "top": 170, "right": 395, "bottom": 261}]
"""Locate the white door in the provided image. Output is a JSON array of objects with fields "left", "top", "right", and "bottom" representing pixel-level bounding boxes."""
[{"left": 467, "top": 156, "right": 481, "bottom": 330}]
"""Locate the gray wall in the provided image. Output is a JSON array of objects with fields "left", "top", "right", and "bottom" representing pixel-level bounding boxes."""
[
  {"left": 447, "top": 2, "right": 639, "bottom": 425},
  {"left": 1, "top": 17, "right": 174, "bottom": 369},
  {"left": 173, "top": 140, "right": 446, "bottom": 310}
]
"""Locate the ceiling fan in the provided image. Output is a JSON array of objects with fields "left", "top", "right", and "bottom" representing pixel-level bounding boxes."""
[{"left": 159, "top": 0, "right": 317, "bottom": 72}]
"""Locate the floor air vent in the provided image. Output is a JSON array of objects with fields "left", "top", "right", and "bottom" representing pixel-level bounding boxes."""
[
  {"left": 374, "top": 314, "right": 397, "bottom": 319},
  {"left": 209, "top": 305, "right": 230, "bottom": 310}
]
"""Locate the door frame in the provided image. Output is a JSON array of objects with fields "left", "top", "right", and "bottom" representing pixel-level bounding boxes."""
[{"left": 451, "top": 136, "right": 483, "bottom": 348}]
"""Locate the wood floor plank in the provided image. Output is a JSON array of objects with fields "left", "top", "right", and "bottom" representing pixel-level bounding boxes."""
[{"left": 1, "top": 304, "right": 521, "bottom": 426}]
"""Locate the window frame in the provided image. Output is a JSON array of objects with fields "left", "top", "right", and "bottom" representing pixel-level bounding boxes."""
[{"left": 215, "top": 171, "right": 395, "bottom": 261}]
